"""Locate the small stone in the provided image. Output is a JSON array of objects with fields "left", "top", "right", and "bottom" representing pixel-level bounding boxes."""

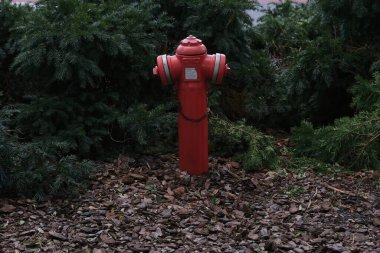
[
  {"left": 260, "top": 227, "right": 269, "bottom": 238},
  {"left": 160, "top": 209, "right": 172, "bottom": 218},
  {"left": 153, "top": 227, "right": 163, "bottom": 238},
  {"left": 111, "top": 218, "right": 121, "bottom": 227}
]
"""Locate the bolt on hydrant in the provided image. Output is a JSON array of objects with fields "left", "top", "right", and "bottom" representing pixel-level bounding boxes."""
[{"left": 153, "top": 35, "right": 230, "bottom": 176}]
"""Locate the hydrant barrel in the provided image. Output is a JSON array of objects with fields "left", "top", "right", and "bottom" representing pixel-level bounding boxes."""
[{"left": 153, "top": 35, "right": 229, "bottom": 176}]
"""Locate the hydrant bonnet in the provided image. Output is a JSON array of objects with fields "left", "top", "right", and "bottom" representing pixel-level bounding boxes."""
[{"left": 176, "top": 35, "right": 207, "bottom": 56}]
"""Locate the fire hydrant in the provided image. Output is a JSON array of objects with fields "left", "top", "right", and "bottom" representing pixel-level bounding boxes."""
[{"left": 153, "top": 35, "right": 229, "bottom": 176}]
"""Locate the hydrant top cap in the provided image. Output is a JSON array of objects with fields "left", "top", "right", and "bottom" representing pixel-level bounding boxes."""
[{"left": 176, "top": 35, "right": 207, "bottom": 56}]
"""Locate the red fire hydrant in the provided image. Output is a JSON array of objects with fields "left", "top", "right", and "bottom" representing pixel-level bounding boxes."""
[{"left": 153, "top": 35, "right": 229, "bottom": 176}]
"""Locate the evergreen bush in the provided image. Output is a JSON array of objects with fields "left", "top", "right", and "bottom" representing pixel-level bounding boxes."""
[
  {"left": 0, "top": 114, "right": 95, "bottom": 200},
  {"left": 259, "top": 0, "right": 380, "bottom": 125},
  {"left": 209, "top": 115, "right": 278, "bottom": 171},
  {"left": 0, "top": 1, "right": 30, "bottom": 104},
  {"left": 4, "top": 0, "right": 173, "bottom": 156},
  {"left": 116, "top": 103, "right": 177, "bottom": 153},
  {"left": 292, "top": 72, "right": 380, "bottom": 170}
]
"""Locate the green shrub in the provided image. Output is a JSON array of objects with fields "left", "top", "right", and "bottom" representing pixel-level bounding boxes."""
[
  {"left": 292, "top": 114, "right": 380, "bottom": 170},
  {"left": 351, "top": 72, "right": 380, "bottom": 112},
  {"left": 0, "top": 116, "right": 95, "bottom": 200},
  {"left": 9, "top": 98, "right": 178, "bottom": 157},
  {"left": 2, "top": 0, "right": 173, "bottom": 157},
  {"left": 11, "top": 0, "right": 167, "bottom": 97},
  {"left": 0, "top": 1, "right": 30, "bottom": 103},
  {"left": 291, "top": 72, "right": 380, "bottom": 170},
  {"left": 258, "top": 0, "right": 380, "bottom": 125},
  {"left": 209, "top": 115, "right": 278, "bottom": 170},
  {"left": 0, "top": 125, "right": 13, "bottom": 192},
  {"left": 10, "top": 94, "right": 118, "bottom": 157},
  {"left": 117, "top": 103, "right": 177, "bottom": 153}
]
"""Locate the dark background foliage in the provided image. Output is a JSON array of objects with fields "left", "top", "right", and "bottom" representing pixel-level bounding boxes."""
[{"left": 0, "top": 0, "right": 379, "bottom": 199}]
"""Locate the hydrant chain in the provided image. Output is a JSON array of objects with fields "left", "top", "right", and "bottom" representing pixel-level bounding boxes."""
[{"left": 179, "top": 103, "right": 208, "bottom": 123}]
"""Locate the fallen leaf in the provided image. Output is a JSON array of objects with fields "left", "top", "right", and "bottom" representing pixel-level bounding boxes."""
[
  {"left": 229, "top": 161, "right": 240, "bottom": 169},
  {"left": 48, "top": 231, "right": 67, "bottom": 241},
  {"left": 373, "top": 217, "right": 380, "bottom": 226},
  {"left": 194, "top": 227, "right": 209, "bottom": 235},
  {"left": 204, "top": 179, "right": 211, "bottom": 190},
  {"left": 93, "top": 249, "right": 107, "bottom": 253},
  {"left": 0, "top": 204, "right": 16, "bottom": 213},
  {"left": 232, "top": 209, "right": 245, "bottom": 219},
  {"left": 129, "top": 173, "right": 144, "bottom": 180},
  {"left": 247, "top": 231, "right": 259, "bottom": 240},
  {"left": 100, "top": 233, "right": 116, "bottom": 244},
  {"left": 173, "top": 186, "right": 186, "bottom": 195},
  {"left": 289, "top": 204, "right": 298, "bottom": 214}
]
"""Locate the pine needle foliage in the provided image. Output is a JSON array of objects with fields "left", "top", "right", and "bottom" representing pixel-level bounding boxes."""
[
  {"left": 0, "top": 124, "right": 13, "bottom": 193},
  {"left": 315, "top": 0, "right": 380, "bottom": 45},
  {"left": 258, "top": 1, "right": 311, "bottom": 65},
  {"left": 292, "top": 72, "right": 380, "bottom": 170},
  {"left": 3, "top": 0, "right": 173, "bottom": 159},
  {"left": 259, "top": 0, "right": 380, "bottom": 125},
  {"left": 209, "top": 115, "right": 278, "bottom": 171},
  {"left": 10, "top": 0, "right": 168, "bottom": 97},
  {"left": 117, "top": 103, "right": 177, "bottom": 153},
  {"left": 351, "top": 72, "right": 380, "bottom": 112},
  {"left": 10, "top": 94, "right": 118, "bottom": 157},
  {"left": 0, "top": 114, "right": 96, "bottom": 200},
  {"left": 0, "top": 1, "right": 30, "bottom": 103}
]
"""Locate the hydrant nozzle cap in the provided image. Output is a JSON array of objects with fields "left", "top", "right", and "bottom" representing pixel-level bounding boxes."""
[
  {"left": 176, "top": 35, "right": 207, "bottom": 56},
  {"left": 181, "top": 35, "right": 202, "bottom": 46}
]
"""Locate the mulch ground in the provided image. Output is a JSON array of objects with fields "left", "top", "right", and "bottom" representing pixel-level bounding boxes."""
[{"left": 1, "top": 155, "right": 379, "bottom": 253}]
